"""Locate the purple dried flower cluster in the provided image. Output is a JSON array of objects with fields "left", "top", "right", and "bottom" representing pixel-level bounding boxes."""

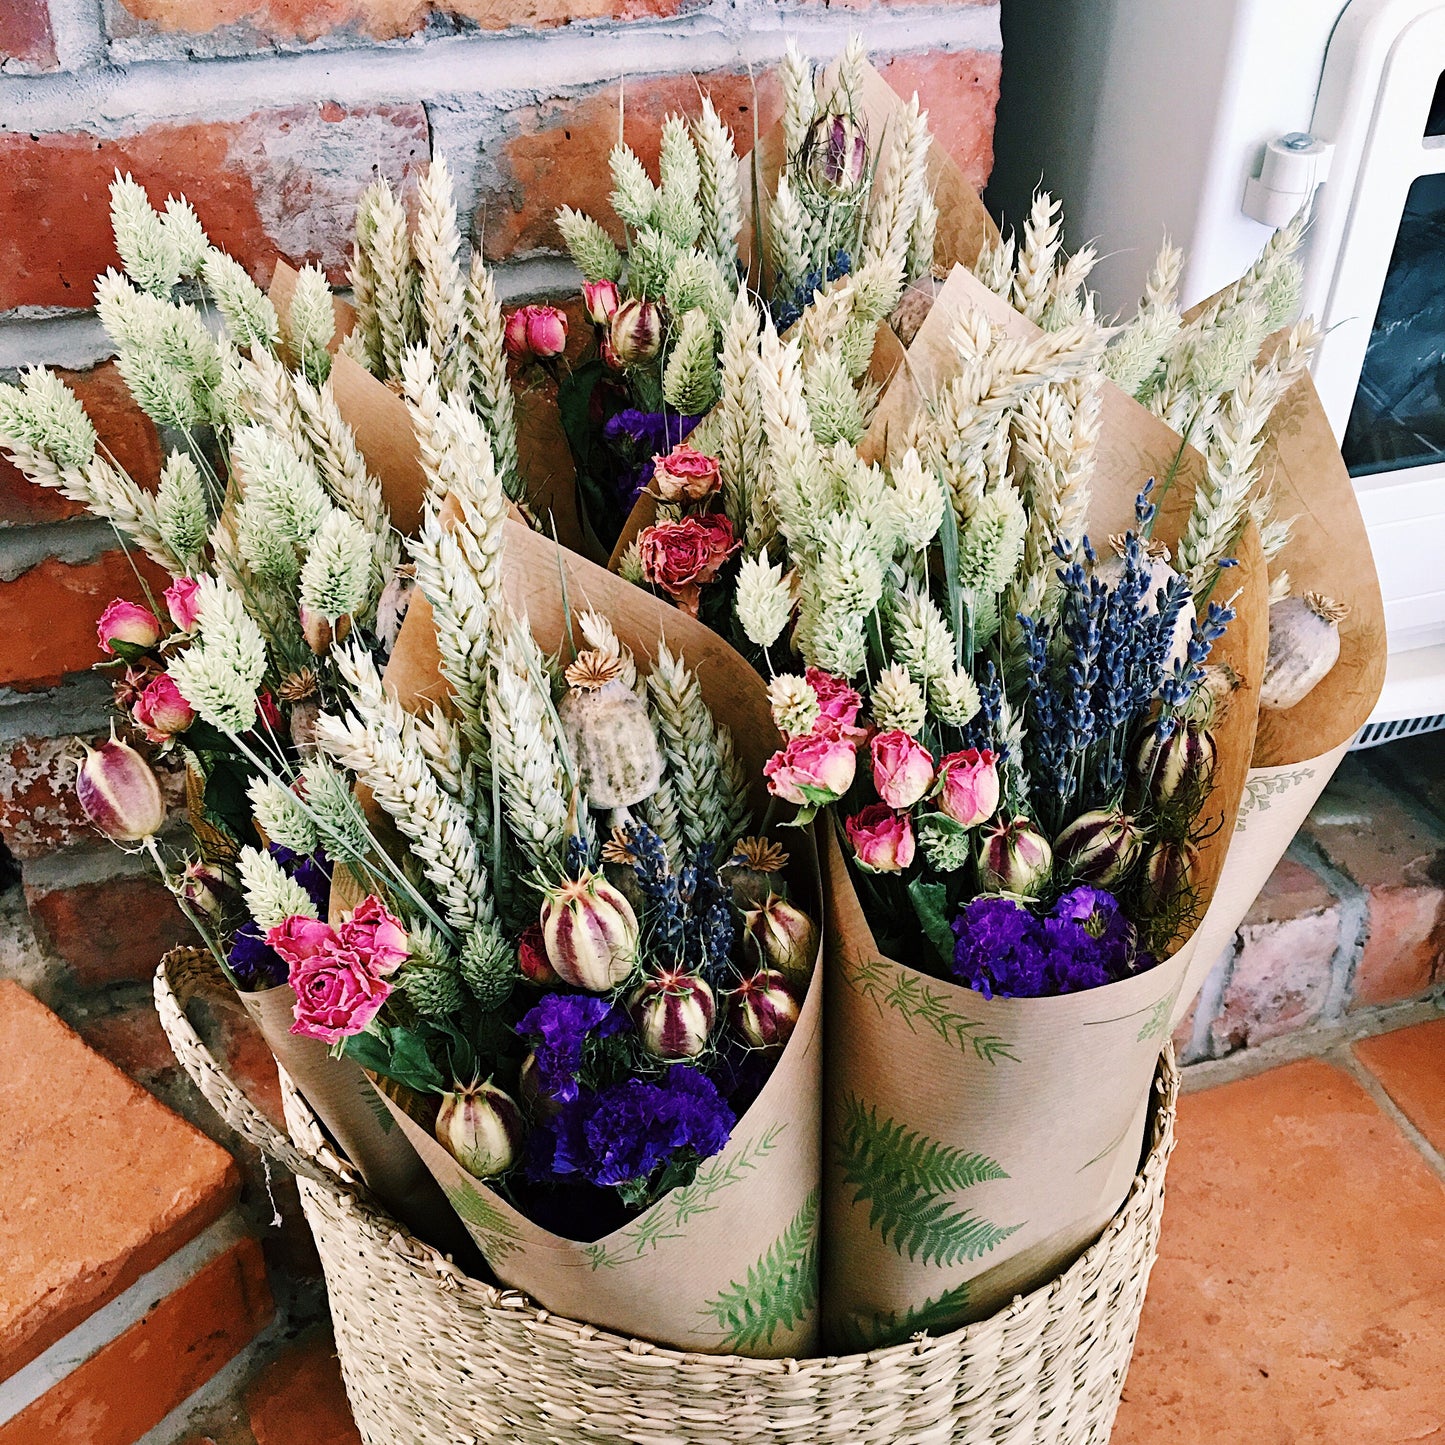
[
  {"left": 950, "top": 886, "right": 1155, "bottom": 999},
  {"left": 517, "top": 994, "right": 627, "bottom": 1104},
  {"left": 228, "top": 846, "right": 331, "bottom": 991},
  {"left": 536, "top": 1065, "right": 736, "bottom": 1189}
]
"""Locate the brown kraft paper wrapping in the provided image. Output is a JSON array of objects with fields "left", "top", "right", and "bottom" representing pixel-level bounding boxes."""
[
  {"left": 1170, "top": 363, "right": 1386, "bottom": 1025},
  {"left": 268, "top": 261, "right": 590, "bottom": 553},
  {"left": 357, "top": 515, "right": 824, "bottom": 1356},
  {"left": 823, "top": 264, "right": 1267, "bottom": 1347},
  {"left": 236, "top": 984, "right": 465, "bottom": 1252}
]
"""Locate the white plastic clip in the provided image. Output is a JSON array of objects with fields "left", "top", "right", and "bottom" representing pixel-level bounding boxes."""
[{"left": 1243, "top": 132, "right": 1335, "bottom": 227}]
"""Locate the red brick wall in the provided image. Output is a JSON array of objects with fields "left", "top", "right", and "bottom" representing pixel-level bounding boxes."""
[{"left": 0, "top": 2, "right": 1002, "bottom": 989}]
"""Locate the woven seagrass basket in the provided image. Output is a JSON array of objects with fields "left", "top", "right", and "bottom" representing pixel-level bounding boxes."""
[{"left": 156, "top": 946, "right": 1176, "bottom": 1445}]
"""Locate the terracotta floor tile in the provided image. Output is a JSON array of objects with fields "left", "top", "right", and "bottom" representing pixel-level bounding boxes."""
[
  {"left": 1354, "top": 1019, "right": 1445, "bottom": 1152},
  {"left": 246, "top": 1334, "right": 360, "bottom": 1445},
  {"left": 1113, "top": 1058, "right": 1445, "bottom": 1445}
]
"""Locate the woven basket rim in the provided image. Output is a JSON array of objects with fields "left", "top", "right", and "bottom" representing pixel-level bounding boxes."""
[{"left": 286, "top": 1045, "right": 1178, "bottom": 1371}]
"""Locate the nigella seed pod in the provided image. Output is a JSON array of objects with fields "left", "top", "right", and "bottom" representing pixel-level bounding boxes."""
[
  {"left": 630, "top": 968, "right": 716, "bottom": 1060},
  {"left": 518, "top": 1052, "right": 562, "bottom": 1120},
  {"left": 741, "top": 894, "right": 817, "bottom": 989},
  {"left": 1132, "top": 723, "right": 1217, "bottom": 810},
  {"left": 1145, "top": 837, "right": 1199, "bottom": 900},
  {"left": 76, "top": 728, "right": 166, "bottom": 842},
  {"left": 435, "top": 1079, "right": 524, "bottom": 1180},
  {"left": 606, "top": 298, "right": 662, "bottom": 367},
  {"left": 179, "top": 859, "right": 236, "bottom": 922},
  {"left": 977, "top": 816, "right": 1052, "bottom": 896},
  {"left": 1053, "top": 809, "right": 1147, "bottom": 886},
  {"left": 804, "top": 113, "right": 868, "bottom": 194},
  {"left": 539, "top": 870, "right": 640, "bottom": 991},
  {"left": 731, "top": 969, "right": 802, "bottom": 1053}
]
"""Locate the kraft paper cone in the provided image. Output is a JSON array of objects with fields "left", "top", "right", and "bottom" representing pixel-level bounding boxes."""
[
  {"left": 1170, "top": 364, "right": 1386, "bottom": 1025},
  {"left": 355, "top": 514, "right": 824, "bottom": 1355},
  {"left": 822, "top": 263, "right": 1268, "bottom": 1347},
  {"left": 236, "top": 984, "right": 467, "bottom": 1253},
  {"left": 268, "top": 261, "right": 590, "bottom": 552}
]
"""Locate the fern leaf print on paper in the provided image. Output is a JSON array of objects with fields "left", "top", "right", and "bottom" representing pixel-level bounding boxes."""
[
  {"left": 444, "top": 1181, "right": 521, "bottom": 1264},
  {"left": 703, "top": 1189, "right": 819, "bottom": 1351},
  {"left": 833, "top": 1279, "right": 974, "bottom": 1351},
  {"left": 836, "top": 1095, "right": 1021, "bottom": 1268}
]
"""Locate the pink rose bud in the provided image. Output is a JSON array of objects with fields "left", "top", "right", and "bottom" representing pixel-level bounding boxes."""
[
  {"left": 337, "top": 895, "right": 410, "bottom": 976},
  {"left": 630, "top": 968, "right": 716, "bottom": 1060},
  {"left": 978, "top": 815, "right": 1052, "bottom": 896},
  {"left": 934, "top": 748, "right": 1000, "bottom": 828},
  {"left": 179, "top": 859, "right": 235, "bottom": 922},
  {"left": 651, "top": 444, "right": 722, "bottom": 503},
  {"left": 606, "top": 298, "right": 662, "bottom": 366},
  {"left": 1053, "top": 809, "right": 1146, "bottom": 887},
  {"left": 517, "top": 922, "right": 558, "bottom": 986},
  {"left": 539, "top": 870, "right": 640, "bottom": 991},
  {"left": 583, "top": 278, "right": 621, "bottom": 326},
  {"left": 163, "top": 577, "right": 202, "bottom": 633},
  {"left": 76, "top": 728, "right": 166, "bottom": 841},
  {"left": 133, "top": 672, "right": 195, "bottom": 743},
  {"left": 254, "top": 691, "right": 283, "bottom": 735},
  {"left": 763, "top": 729, "right": 857, "bottom": 807},
  {"left": 435, "top": 1079, "right": 524, "bottom": 1179},
  {"left": 731, "top": 969, "right": 802, "bottom": 1053},
  {"left": 97, "top": 598, "right": 161, "bottom": 657},
  {"left": 804, "top": 666, "right": 863, "bottom": 733},
  {"left": 504, "top": 304, "right": 568, "bottom": 361},
  {"left": 871, "top": 730, "right": 934, "bottom": 811},
  {"left": 1132, "top": 723, "right": 1217, "bottom": 810},
  {"left": 288, "top": 946, "right": 392, "bottom": 1043},
  {"left": 741, "top": 894, "right": 818, "bottom": 988},
  {"left": 1144, "top": 836, "right": 1198, "bottom": 899},
  {"left": 266, "top": 914, "right": 340, "bottom": 969},
  {"left": 845, "top": 803, "right": 916, "bottom": 873}
]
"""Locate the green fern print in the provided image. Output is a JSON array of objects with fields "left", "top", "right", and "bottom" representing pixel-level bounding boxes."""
[
  {"left": 588, "top": 1126, "right": 784, "bottom": 1268},
  {"left": 832, "top": 1280, "right": 973, "bottom": 1352},
  {"left": 1237, "top": 768, "right": 1315, "bottom": 829},
  {"left": 445, "top": 1181, "right": 521, "bottom": 1264},
  {"left": 847, "top": 955, "right": 1018, "bottom": 1064},
  {"left": 361, "top": 1083, "right": 397, "bottom": 1133},
  {"left": 836, "top": 1095, "right": 1020, "bottom": 1268},
  {"left": 702, "top": 1189, "right": 819, "bottom": 1351}
]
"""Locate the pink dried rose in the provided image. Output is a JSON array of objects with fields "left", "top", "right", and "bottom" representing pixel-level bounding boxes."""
[
  {"left": 504, "top": 304, "right": 568, "bottom": 361},
  {"left": 163, "top": 577, "right": 201, "bottom": 632},
  {"left": 845, "top": 803, "right": 916, "bottom": 873},
  {"left": 267, "top": 915, "right": 339, "bottom": 970},
  {"left": 336, "top": 895, "right": 409, "bottom": 976},
  {"left": 870, "top": 730, "right": 934, "bottom": 811},
  {"left": 133, "top": 672, "right": 195, "bottom": 742},
  {"left": 97, "top": 599, "right": 160, "bottom": 656},
  {"left": 935, "top": 748, "right": 1001, "bottom": 828},
  {"left": 651, "top": 444, "right": 722, "bottom": 503},
  {"left": 637, "top": 514, "right": 740, "bottom": 616},
  {"left": 288, "top": 947, "right": 393, "bottom": 1043},
  {"left": 583, "top": 278, "right": 621, "bottom": 326},
  {"left": 764, "top": 729, "right": 857, "bottom": 807},
  {"left": 803, "top": 666, "right": 867, "bottom": 744}
]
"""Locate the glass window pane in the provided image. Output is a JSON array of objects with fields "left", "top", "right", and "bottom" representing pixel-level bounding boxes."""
[{"left": 1341, "top": 171, "right": 1445, "bottom": 477}]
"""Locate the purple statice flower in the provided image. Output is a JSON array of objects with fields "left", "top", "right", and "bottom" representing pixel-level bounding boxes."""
[
  {"left": 228, "top": 920, "right": 287, "bottom": 991},
  {"left": 290, "top": 852, "right": 332, "bottom": 913},
  {"left": 602, "top": 410, "right": 702, "bottom": 500},
  {"left": 517, "top": 994, "right": 628, "bottom": 1104},
  {"left": 544, "top": 1064, "right": 735, "bottom": 1189},
  {"left": 951, "top": 887, "right": 1155, "bottom": 999}
]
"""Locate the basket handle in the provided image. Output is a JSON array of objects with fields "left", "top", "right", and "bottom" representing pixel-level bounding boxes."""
[{"left": 154, "top": 947, "right": 334, "bottom": 1186}]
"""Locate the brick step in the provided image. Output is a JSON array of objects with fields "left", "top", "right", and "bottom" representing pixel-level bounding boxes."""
[{"left": 0, "top": 982, "right": 273, "bottom": 1445}]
